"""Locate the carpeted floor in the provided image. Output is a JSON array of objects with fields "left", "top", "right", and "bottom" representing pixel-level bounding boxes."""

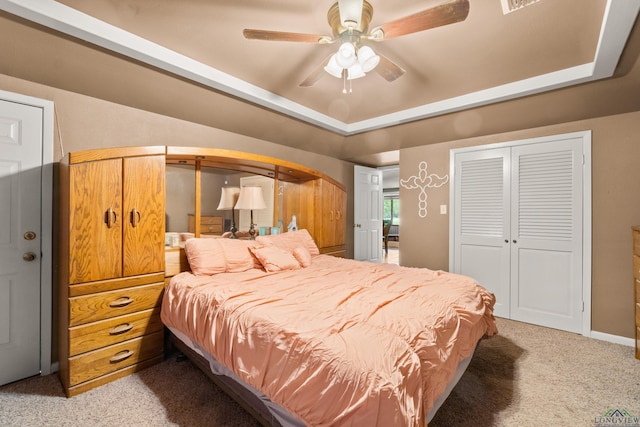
[{"left": 1, "top": 318, "right": 638, "bottom": 426}]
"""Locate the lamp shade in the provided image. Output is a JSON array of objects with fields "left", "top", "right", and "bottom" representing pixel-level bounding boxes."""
[
  {"left": 335, "top": 42, "right": 357, "bottom": 68},
  {"left": 357, "top": 45, "right": 380, "bottom": 72},
  {"left": 347, "top": 62, "right": 366, "bottom": 80},
  {"left": 217, "top": 186, "right": 240, "bottom": 210},
  {"left": 324, "top": 54, "right": 343, "bottom": 78},
  {"left": 235, "top": 186, "right": 266, "bottom": 210}
]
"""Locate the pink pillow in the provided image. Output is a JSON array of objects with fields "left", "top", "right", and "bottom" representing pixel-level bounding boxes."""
[
  {"left": 218, "top": 239, "right": 260, "bottom": 272},
  {"left": 250, "top": 246, "right": 301, "bottom": 272},
  {"left": 184, "top": 238, "right": 260, "bottom": 275},
  {"left": 184, "top": 238, "right": 226, "bottom": 275},
  {"left": 292, "top": 246, "right": 312, "bottom": 268},
  {"left": 255, "top": 229, "right": 319, "bottom": 256}
]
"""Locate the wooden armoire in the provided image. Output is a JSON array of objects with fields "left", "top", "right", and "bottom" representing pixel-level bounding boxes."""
[
  {"left": 58, "top": 145, "right": 347, "bottom": 395},
  {"left": 58, "top": 146, "right": 166, "bottom": 397}
]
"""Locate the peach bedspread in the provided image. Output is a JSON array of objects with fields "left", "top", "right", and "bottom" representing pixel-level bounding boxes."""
[{"left": 161, "top": 255, "right": 497, "bottom": 426}]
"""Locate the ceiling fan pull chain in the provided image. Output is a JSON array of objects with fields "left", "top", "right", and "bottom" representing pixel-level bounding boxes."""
[{"left": 342, "top": 71, "right": 347, "bottom": 94}]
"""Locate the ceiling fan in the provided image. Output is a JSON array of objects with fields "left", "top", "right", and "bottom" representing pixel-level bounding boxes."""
[{"left": 243, "top": 0, "right": 470, "bottom": 89}]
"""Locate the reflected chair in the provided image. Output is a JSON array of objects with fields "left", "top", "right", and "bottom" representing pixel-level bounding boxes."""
[{"left": 383, "top": 220, "right": 392, "bottom": 255}]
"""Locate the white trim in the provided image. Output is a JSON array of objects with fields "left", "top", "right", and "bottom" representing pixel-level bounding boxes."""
[
  {"left": 449, "top": 131, "right": 592, "bottom": 337},
  {"left": 0, "top": 88, "right": 55, "bottom": 375},
  {"left": 0, "top": 0, "right": 637, "bottom": 136},
  {"left": 590, "top": 330, "right": 635, "bottom": 348}
]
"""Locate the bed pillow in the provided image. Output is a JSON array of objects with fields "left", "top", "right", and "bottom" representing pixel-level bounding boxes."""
[
  {"left": 292, "top": 246, "right": 312, "bottom": 268},
  {"left": 255, "top": 229, "right": 320, "bottom": 256},
  {"left": 184, "top": 238, "right": 226, "bottom": 276},
  {"left": 218, "top": 238, "right": 261, "bottom": 272},
  {"left": 250, "top": 245, "right": 301, "bottom": 272}
]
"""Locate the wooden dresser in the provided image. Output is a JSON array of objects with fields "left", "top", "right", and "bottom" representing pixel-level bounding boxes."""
[
  {"left": 188, "top": 214, "right": 223, "bottom": 235},
  {"left": 633, "top": 226, "right": 640, "bottom": 359},
  {"left": 58, "top": 147, "right": 166, "bottom": 396}
]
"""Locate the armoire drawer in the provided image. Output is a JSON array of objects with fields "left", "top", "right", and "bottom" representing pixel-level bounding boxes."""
[
  {"left": 68, "top": 331, "right": 164, "bottom": 386},
  {"left": 69, "top": 282, "right": 164, "bottom": 327},
  {"left": 69, "top": 308, "right": 163, "bottom": 356},
  {"left": 201, "top": 216, "right": 222, "bottom": 225}
]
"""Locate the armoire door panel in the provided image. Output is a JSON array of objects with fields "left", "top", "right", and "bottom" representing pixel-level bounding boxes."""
[
  {"left": 122, "top": 156, "right": 165, "bottom": 277},
  {"left": 68, "top": 159, "right": 122, "bottom": 284}
]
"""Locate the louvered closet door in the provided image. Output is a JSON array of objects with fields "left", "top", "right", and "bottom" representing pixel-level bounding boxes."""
[
  {"left": 454, "top": 148, "right": 511, "bottom": 318},
  {"left": 453, "top": 137, "right": 584, "bottom": 332},
  {"left": 510, "top": 140, "right": 583, "bottom": 333}
]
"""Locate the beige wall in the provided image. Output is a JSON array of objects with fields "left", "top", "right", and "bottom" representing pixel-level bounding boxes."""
[
  {"left": 399, "top": 111, "right": 640, "bottom": 339},
  {"left": 0, "top": 73, "right": 355, "bottom": 254}
]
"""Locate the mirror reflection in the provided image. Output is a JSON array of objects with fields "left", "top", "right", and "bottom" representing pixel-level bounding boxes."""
[{"left": 165, "top": 164, "right": 280, "bottom": 240}]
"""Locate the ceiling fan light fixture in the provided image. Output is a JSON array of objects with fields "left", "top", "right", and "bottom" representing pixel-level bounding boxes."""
[
  {"left": 324, "top": 54, "right": 344, "bottom": 78},
  {"left": 335, "top": 42, "right": 357, "bottom": 68},
  {"left": 347, "top": 62, "right": 366, "bottom": 80},
  {"left": 338, "top": 0, "right": 363, "bottom": 29},
  {"left": 357, "top": 45, "right": 380, "bottom": 72}
]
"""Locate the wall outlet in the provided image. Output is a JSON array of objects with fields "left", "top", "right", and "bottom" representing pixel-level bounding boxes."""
[{"left": 440, "top": 205, "right": 447, "bottom": 215}]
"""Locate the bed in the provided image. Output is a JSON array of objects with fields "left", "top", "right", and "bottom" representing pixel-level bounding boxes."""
[{"left": 161, "top": 229, "right": 497, "bottom": 426}]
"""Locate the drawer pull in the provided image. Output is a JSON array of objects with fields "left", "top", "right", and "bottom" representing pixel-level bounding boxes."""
[
  {"left": 109, "top": 350, "right": 134, "bottom": 364},
  {"left": 109, "top": 297, "right": 134, "bottom": 308},
  {"left": 109, "top": 323, "right": 134, "bottom": 335}
]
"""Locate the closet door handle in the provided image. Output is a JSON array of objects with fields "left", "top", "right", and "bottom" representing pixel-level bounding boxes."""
[
  {"left": 130, "top": 208, "right": 141, "bottom": 227},
  {"left": 105, "top": 207, "right": 117, "bottom": 228},
  {"left": 109, "top": 350, "right": 134, "bottom": 364},
  {"left": 109, "top": 297, "right": 134, "bottom": 308}
]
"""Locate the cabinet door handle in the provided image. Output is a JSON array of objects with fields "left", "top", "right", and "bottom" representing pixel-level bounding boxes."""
[
  {"left": 105, "top": 207, "right": 117, "bottom": 228},
  {"left": 109, "top": 350, "right": 134, "bottom": 364},
  {"left": 109, "top": 323, "right": 134, "bottom": 335},
  {"left": 330, "top": 210, "right": 334, "bottom": 221},
  {"left": 130, "top": 208, "right": 141, "bottom": 227},
  {"left": 109, "top": 297, "right": 134, "bottom": 308}
]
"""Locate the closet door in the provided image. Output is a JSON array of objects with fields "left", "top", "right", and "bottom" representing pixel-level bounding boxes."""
[
  {"left": 510, "top": 139, "right": 583, "bottom": 333},
  {"left": 453, "top": 148, "right": 511, "bottom": 318},
  {"left": 453, "top": 135, "right": 586, "bottom": 333}
]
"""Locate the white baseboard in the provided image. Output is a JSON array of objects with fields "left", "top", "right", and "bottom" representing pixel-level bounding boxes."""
[{"left": 589, "top": 330, "right": 635, "bottom": 347}]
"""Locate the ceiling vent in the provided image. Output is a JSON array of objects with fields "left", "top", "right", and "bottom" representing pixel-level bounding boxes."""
[{"left": 501, "top": 0, "right": 542, "bottom": 14}]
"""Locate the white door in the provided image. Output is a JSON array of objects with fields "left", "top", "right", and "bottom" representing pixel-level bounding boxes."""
[
  {"left": 452, "top": 134, "right": 588, "bottom": 334},
  {"left": 453, "top": 147, "right": 511, "bottom": 318},
  {"left": 0, "top": 99, "right": 43, "bottom": 385},
  {"left": 510, "top": 140, "right": 584, "bottom": 333},
  {"left": 354, "top": 165, "right": 383, "bottom": 262}
]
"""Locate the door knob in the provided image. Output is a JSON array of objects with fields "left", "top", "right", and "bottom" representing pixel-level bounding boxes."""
[{"left": 23, "top": 252, "right": 36, "bottom": 262}]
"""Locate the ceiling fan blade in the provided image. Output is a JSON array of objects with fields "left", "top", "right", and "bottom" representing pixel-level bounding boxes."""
[
  {"left": 373, "top": 0, "right": 469, "bottom": 40},
  {"left": 299, "top": 54, "right": 333, "bottom": 87},
  {"left": 243, "top": 29, "right": 331, "bottom": 44},
  {"left": 374, "top": 54, "right": 406, "bottom": 82}
]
